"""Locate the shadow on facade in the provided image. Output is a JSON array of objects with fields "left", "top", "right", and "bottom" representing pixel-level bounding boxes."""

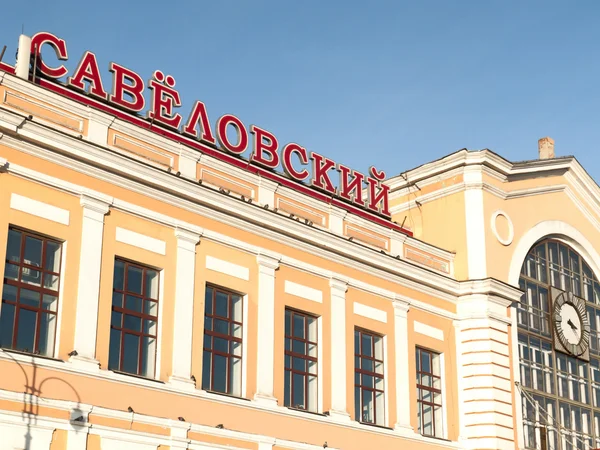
[{"left": 4, "top": 352, "right": 83, "bottom": 450}]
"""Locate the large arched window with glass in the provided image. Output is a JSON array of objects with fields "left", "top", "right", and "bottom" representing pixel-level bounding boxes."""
[{"left": 518, "top": 239, "right": 600, "bottom": 450}]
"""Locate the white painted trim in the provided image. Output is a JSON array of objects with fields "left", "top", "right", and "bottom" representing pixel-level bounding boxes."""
[
  {"left": 440, "top": 352, "right": 448, "bottom": 440},
  {"left": 242, "top": 294, "right": 249, "bottom": 398},
  {"left": 54, "top": 241, "right": 68, "bottom": 359},
  {"left": 508, "top": 220, "right": 600, "bottom": 287},
  {"left": 464, "top": 168, "right": 487, "bottom": 279},
  {"left": 205, "top": 255, "right": 250, "bottom": 281},
  {"left": 353, "top": 302, "right": 388, "bottom": 323},
  {"left": 284, "top": 280, "right": 323, "bottom": 303},
  {"left": 10, "top": 192, "right": 70, "bottom": 225},
  {"left": 155, "top": 269, "right": 165, "bottom": 381},
  {"left": 383, "top": 334, "right": 390, "bottom": 428},
  {"left": 115, "top": 227, "right": 166, "bottom": 255},
  {"left": 413, "top": 321, "right": 444, "bottom": 341},
  {"left": 329, "top": 278, "right": 350, "bottom": 421},
  {"left": 490, "top": 210, "right": 514, "bottom": 246},
  {"left": 317, "top": 315, "right": 324, "bottom": 414}
]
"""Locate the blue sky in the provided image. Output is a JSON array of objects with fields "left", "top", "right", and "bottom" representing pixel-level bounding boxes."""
[{"left": 1, "top": 1, "right": 599, "bottom": 181}]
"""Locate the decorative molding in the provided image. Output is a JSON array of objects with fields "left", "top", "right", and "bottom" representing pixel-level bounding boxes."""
[
  {"left": 490, "top": 210, "right": 514, "bottom": 246},
  {"left": 9, "top": 192, "right": 70, "bottom": 225},
  {"left": 206, "top": 255, "right": 250, "bottom": 281},
  {"left": 284, "top": 280, "right": 323, "bottom": 303},
  {"left": 353, "top": 302, "right": 388, "bottom": 323},
  {"left": 115, "top": 227, "right": 167, "bottom": 255},
  {"left": 414, "top": 321, "right": 444, "bottom": 341}
]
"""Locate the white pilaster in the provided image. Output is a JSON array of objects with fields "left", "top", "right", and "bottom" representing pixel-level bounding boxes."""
[
  {"left": 393, "top": 299, "right": 413, "bottom": 434},
  {"left": 253, "top": 253, "right": 280, "bottom": 406},
  {"left": 66, "top": 407, "right": 91, "bottom": 450},
  {"left": 71, "top": 193, "right": 111, "bottom": 371},
  {"left": 464, "top": 166, "right": 487, "bottom": 279},
  {"left": 328, "top": 206, "right": 346, "bottom": 235},
  {"left": 169, "top": 228, "right": 201, "bottom": 390},
  {"left": 178, "top": 148, "right": 199, "bottom": 180},
  {"left": 257, "top": 178, "right": 278, "bottom": 207},
  {"left": 328, "top": 277, "right": 351, "bottom": 421},
  {"left": 169, "top": 420, "right": 191, "bottom": 450}
]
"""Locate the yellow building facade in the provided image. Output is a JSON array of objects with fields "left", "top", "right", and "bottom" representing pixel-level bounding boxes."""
[{"left": 0, "top": 31, "right": 595, "bottom": 450}]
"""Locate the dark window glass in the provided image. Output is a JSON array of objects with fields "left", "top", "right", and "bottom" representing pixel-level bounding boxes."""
[
  {"left": 108, "top": 258, "right": 159, "bottom": 377},
  {"left": 354, "top": 328, "right": 384, "bottom": 425},
  {"left": 416, "top": 347, "right": 443, "bottom": 437},
  {"left": 202, "top": 286, "right": 243, "bottom": 396},
  {"left": 1, "top": 228, "right": 61, "bottom": 356},
  {"left": 518, "top": 239, "right": 600, "bottom": 448},
  {"left": 284, "top": 309, "right": 318, "bottom": 412}
]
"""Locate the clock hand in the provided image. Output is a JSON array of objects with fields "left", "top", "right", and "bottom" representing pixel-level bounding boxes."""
[{"left": 567, "top": 319, "right": 578, "bottom": 331}]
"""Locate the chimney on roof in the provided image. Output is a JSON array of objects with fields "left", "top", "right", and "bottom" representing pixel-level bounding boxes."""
[{"left": 538, "top": 137, "right": 555, "bottom": 160}]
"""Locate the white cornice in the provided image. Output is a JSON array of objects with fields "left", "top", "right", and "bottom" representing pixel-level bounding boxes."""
[{"left": 0, "top": 132, "right": 462, "bottom": 307}]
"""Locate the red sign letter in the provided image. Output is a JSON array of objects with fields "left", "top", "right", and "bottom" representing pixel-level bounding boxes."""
[
  {"left": 367, "top": 166, "right": 390, "bottom": 217},
  {"left": 147, "top": 71, "right": 182, "bottom": 130},
  {"left": 339, "top": 165, "right": 365, "bottom": 206},
  {"left": 250, "top": 125, "right": 279, "bottom": 169},
  {"left": 30, "top": 32, "right": 68, "bottom": 79},
  {"left": 67, "top": 51, "right": 107, "bottom": 99},
  {"left": 217, "top": 114, "right": 248, "bottom": 155},
  {"left": 282, "top": 143, "right": 309, "bottom": 181},
  {"left": 310, "top": 152, "right": 336, "bottom": 194},
  {"left": 183, "top": 100, "right": 216, "bottom": 144},
  {"left": 109, "top": 62, "right": 146, "bottom": 113}
]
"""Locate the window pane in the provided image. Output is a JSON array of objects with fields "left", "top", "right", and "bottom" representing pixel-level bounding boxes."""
[
  {"left": 45, "top": 241, "right": 61, "bottom": 272},
  {"left": 145, "top": 270, "right": 159, "bottom": 299},
  {"left": 232, "top": 295, "right": 242, "bottom": 322},
  {"left": 111, "top": 311, "right": 122, "bottom": 328},
  {"left": 108, "top": 329, "right": 121, "bottom": 370},
  {"left": 215, "top": 291, "right": 228, "bottom": 318},
  {"left": 354, "top": 386, "right": 361, "bottom": 421},
  {"left": 285, "top": 309, "right": 291, "bottom": 336},
  {"left": 6, "top": 229, "right": 21, "bottom": 262},
  {"left": 204, "top": 287, "right": 213, "bottom": 314},
  {"left": 112, "top": 292, "right": 123, "bottom": 308},
  {"left": 375, "top": 391, "right": 385, "bottom": 425},
  {"left": 4, "top": 263, "right": 18, "bottom": 281},
  {"left": 23, "top": 236, "right": 42, "bottom": 268},
  {"left": 122, "top": 333, "right": 140, "bottom": 374},
  {"left": 293, "top": 372, "right": 305, "bottom": 409},
  {"left": 2, "top": 284, "right": 17, "bottom": 302},
  {"left": 141, "top": 336, "right": 156, "bottom": 378},
  {"left": 16, "top": 308, "right": 37, "bottom": 353},
  {"left": 42, "top": 294, "right": 57, "bottom": 312},
  {"left": 43, "top": 274, "right": 59, "bottom": 291},
  {"left": 213, "top": 354, "right": 227, "bottom": 393},
  {"left": 308, "top": 375, "right": 318, "bottom": 412},
  {"left": 145, "top": 300, "right": 157, "bottom": 316},
  {"left": 284, "top": 370, "right": 291, "bottom": 406},
  {"left": 361, "top": 334, "right": 372, "bottom": 357},
  {"left": 38, "top": 312, "right": 56, "bottom": 356},
  {"left": 125, "top": 295, "right": 142, "bottom": 313},
  {"left": 127, "top": 266, "right": 143, "bottom": 294},
  {"left": 124, "top": 314, "right": 142, "bottom": 332},
  {"left": 230, "top": 356, "right": 241, "bottom": 397},
  {"left": 0, "top": 303, "right": 15, "bottom": 348},
  {"left": 202, "top": 350, "right": 211, "bottom": 389},
  {"left": 293, "top": 314, "right": 305, "bottom": 339},
  {"left": 113, "top": 260, "right": 125, "bottom": 290},
  {"left": 362, "top": 389, "right": 373, "bottom": 423},
  {"left": 21, "top": 267, "right": 41, "bottom": 286}
]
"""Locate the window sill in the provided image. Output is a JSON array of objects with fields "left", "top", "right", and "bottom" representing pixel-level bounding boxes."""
[
  {"left": 110, "top": 370, "right": 164, "bottom": 384},
  {"left": 0, "top": 347, "right": 64, "bottom": 364},
  {"left": 202, "top": 389, "right": 250, "bottom": 401},
  {"left": 358, "top": 421, "right": 393, "bottom": 431},
  {"left": 286, "top": 406, "right": 326, "bottom": 417}
]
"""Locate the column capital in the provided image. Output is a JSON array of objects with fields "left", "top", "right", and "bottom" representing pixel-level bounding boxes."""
[
  {"left": 174, "top": 226, "right": 202, "bottom": 248},
  {"left": 80, "top": 192, "right": 112, "bottom": 217},
  {"left": 329, "top": 277, "right": 348, "bottom": 293},
  {"left": 393, "top": 298, "right": 410, "bottom": 316},
  {"left": 256, "top": 253, "right": 281, "bottom": 272}
]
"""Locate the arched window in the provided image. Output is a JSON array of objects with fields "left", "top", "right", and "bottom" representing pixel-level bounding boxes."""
[{"left": 518, "top": 239, "right": 600, "bottom": 450}]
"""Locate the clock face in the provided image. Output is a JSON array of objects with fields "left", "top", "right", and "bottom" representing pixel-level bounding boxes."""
[{"left": 552, "top": 288, "right": 590, "bottom": 360}]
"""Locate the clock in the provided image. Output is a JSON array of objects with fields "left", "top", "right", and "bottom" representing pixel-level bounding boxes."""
[{"left": 551, "top": 288, "right": 590, "bottom": 361}]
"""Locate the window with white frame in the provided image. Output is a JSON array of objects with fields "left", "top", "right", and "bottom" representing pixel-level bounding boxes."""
[
  {"left": 284, "top": 308, "right": 318, "bottom": 412},
  {"left": 354, "top": 328, "right": 385, "bottom": 425},
  {"left": 202, "top": 285, "right": 243, "bottom": 396},
  {"left": 1, "top": 227, "right": 62, "bottom": 357},
  {"left": 108, "top": 258, "right": 159, "bottom": 378},
  {"left": 416, "top": 347, "right": 443, "bottom": 438}
]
